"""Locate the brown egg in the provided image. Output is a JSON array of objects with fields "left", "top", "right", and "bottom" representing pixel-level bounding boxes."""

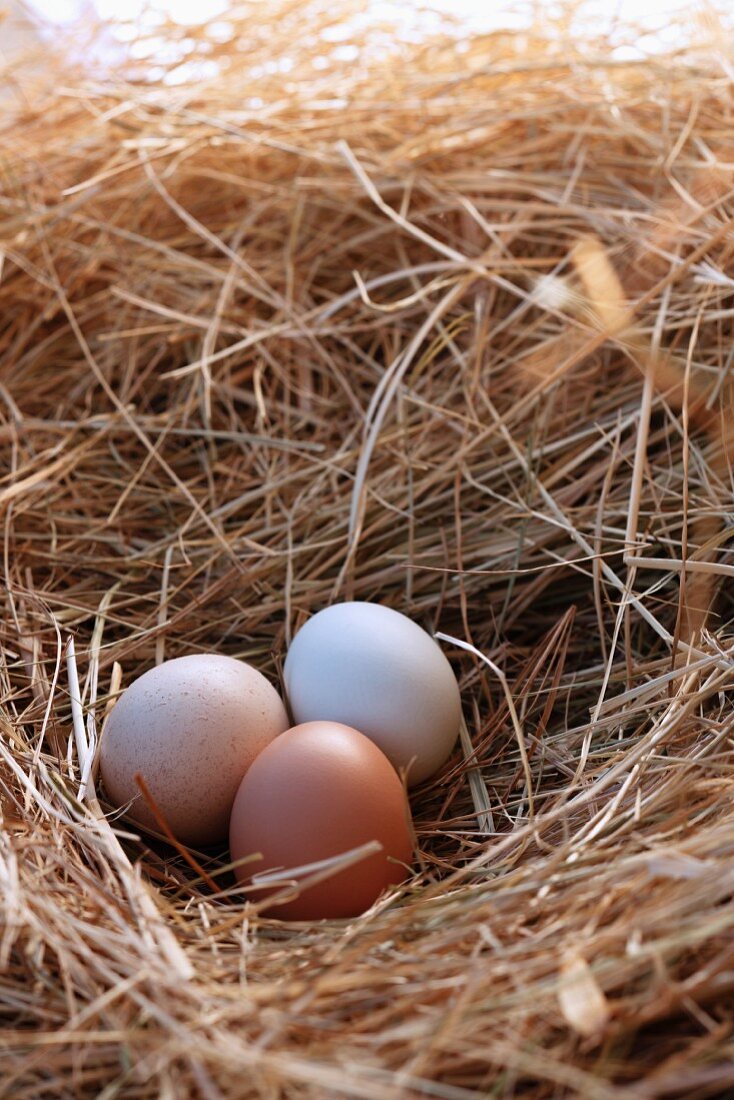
[
  {"left": 100, "top": 654, "right": 289, "bottom": 847},
  {"left": 229, "top": 721, "right": 414, "bottom": 920}
]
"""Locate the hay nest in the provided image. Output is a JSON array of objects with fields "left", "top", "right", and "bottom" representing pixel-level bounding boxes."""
[{"left": 2, "top": 3, "right": 734, "bottom": 1095}]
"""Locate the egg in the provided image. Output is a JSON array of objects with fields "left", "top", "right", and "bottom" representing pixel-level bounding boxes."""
[
  {"left": 229, "top": 721, "right": 413, "bottom": 920},
  {"left": 283, "top": 602, "right": 461, "bottom": 785},
  {"left": 100, "top": 654, "right": 289, "bottom": 847}
]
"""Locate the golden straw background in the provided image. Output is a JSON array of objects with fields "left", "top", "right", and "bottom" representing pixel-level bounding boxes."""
[{"left": 2, "top": 2, "right": 734, "bottom": 1094}]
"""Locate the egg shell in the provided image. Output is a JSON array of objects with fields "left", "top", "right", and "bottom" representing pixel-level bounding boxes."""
[
  {"left": 283, "top": 602, "right": 461, "bottom": 785},
  {"left": 100, "top": 654, "right": 289, "bottom": 847},
  {"left": 229, "top": 720, "right": 414, "bottom": 920}
]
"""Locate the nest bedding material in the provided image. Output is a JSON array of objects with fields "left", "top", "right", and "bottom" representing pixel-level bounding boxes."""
[{"left": 2, "top": 3, "right": 734, "bottom": 1095}]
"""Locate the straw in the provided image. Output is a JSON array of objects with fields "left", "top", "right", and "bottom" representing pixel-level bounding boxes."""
[{"left": 2, "top": 2, "right": 734, "bottom": 1095}]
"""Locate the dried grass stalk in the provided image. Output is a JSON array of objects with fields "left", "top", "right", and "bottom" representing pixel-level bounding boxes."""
[{"left": 1, "top": 3, "right": 734, "bottom": 1096}]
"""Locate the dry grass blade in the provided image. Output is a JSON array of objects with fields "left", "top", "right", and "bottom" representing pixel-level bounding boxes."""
[{"left": 2, "top": 3, "right": 734, "bottom": 1097}]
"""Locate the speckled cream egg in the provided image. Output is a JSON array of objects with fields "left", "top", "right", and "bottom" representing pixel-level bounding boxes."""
[
  {"left": 100, "top": 654, "right": 289, "bottom": 847},
  {"left": 283, "top": 602, "right": 461, "bottom": 786},
  {"left": 229, "top": 720, "right": 414, "bottom": 920}
]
